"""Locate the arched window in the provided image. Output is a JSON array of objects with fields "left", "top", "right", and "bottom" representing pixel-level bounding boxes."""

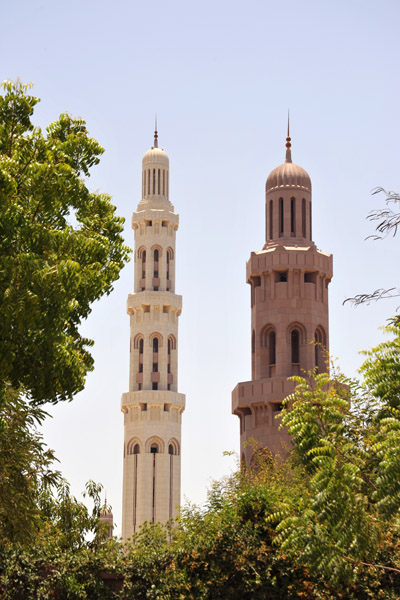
[
  {"left": 153, "top": 248, "right": 159, "bottom": 279},
  {"left": 151, "top": 443, "right": 159, "bottom": 454},
  {"left": 269, "top": 331, "right": 276, "bottom": 365},
  {"left": 269, "top": 200, "right": 273, "bottom": 239},
  {"left": 279, "top": 198, "right": 284, "bottom": 236},
  {"left": 291, "top": 329, "right": 300, "bottom": 364},
  {"left": 153, "top": 337, "right": 159, "bottom": 353},
  {"left": 168, "top": 439, "right": 180, "bottom": 455},
  {"left": 291, "top": 197, "right": 296, "bottom": 235},
  {"left": 314, "top": 327, "right": 326, "bottom": 370},
  {"left": 142, "top": 250, "right": 146, "bottom": 280},
  {"left": 133, "top": 444, "right": 140, "bottom": 454}
]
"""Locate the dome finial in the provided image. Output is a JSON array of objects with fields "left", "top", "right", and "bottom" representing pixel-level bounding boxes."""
[
  {"left": 154, "top": 114, "right": 158, "bottom": 148},
  {"left": 285, "top": 110, "right": 292, "bottom": 163}
]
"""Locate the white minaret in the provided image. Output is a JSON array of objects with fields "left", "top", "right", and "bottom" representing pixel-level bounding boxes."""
[{"left": 121, "top": 128, "right": 185, "bottom": 539}]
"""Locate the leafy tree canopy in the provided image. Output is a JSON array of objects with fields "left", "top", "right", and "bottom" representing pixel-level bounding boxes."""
[{"left": 0, "top": 80, "right": 130, "bottom": 405}]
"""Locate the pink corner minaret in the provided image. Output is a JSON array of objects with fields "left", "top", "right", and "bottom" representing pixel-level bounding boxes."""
[{"left": 232, "top": 127, "right": 333, "bottom": 464}]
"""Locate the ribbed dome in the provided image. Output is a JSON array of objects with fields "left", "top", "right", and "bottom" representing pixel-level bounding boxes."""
[
  {"left": 266, "top": 161, "right": 311, "bottom": 193},
  {"left": 142, "top": 129, "right": 169, "bottom": 166}
]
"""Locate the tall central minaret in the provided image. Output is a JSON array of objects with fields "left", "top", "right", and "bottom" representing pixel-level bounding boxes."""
[
  {"left": 232, "top": 126, "right": 333, "bottom": 464},
  {"left": 121, "top": 129, "right": 185, "bottom": 539}
]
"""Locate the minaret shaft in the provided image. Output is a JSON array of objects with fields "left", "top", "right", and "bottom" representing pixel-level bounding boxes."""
[
  {"left": 121, "top": 136, "right": 185, "bottom": 539},
  {"left": 232, "top": 133, "right": 333, "bottom": 464}
]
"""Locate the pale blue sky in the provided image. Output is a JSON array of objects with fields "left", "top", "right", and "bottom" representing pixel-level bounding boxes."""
[{"left": 2, "top": 0, "right": 400, "bottom": 533}]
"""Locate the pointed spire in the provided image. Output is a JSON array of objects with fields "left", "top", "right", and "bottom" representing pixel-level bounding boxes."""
[
  {"left": 285, "top": 110, "right": 292, "bottom": 163},
  {"left": 154, "top": 114, "right": 158, "bottom": 148}
]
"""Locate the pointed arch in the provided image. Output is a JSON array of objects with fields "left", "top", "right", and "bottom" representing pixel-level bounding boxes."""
[
  {"left": 287, "top": 322, "right": 307, "bottom": 373},
  {"left": 168, "top": 334, "right": 176, "bottom": 350},
  {"left": 145, "top": 436, "right": 165, "bottom": 453},
  {"left": 151, "top": 244, "right": 163, "bottom": 257},
  {"left": 168, "top": 438, "right": 180, "bottom": 456},
  {"left": 133, "top": 334, "right": 144, "bottom": 350},
  {"left": 137, "top": 246, "right": 147, "bottom": 259},
  {"left": 149, "top": 332, "right": 163, "bottom": 349},
  {"left": 127, "top": 437, "right": 142, "bottom": 455}
]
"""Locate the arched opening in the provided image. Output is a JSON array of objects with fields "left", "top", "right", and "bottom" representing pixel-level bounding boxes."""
[
  {"left": 269, "top": 331, "right": 276, "bottom": 366},
  {"left": 291, "top": 197, "right": 296, "bottom": 235},
  {"left": 279, "top": 198, "right": 284, "bottom": 236},
  {"left": 141, "top": 250, "right": 146, "bottom": 280},
  {"left": 153, "top": 337, "right": 159, "bottom": 353},
  {"left": 138, "top": 337, "right": 144, "bottom": 373},
  {"left": 314, "top": 327, "right": 326, "bottom": 371},
  {"left": 150, "top": 443, "right": 159, "bottom": 454},
  {"left": 291, "top": 329, "right": 300, "bottom": 364},
  {"left": 269, "top": 200, "right": 273, "bottom": 239},
  {"left": 133, "top": 444, "right": 140, "bottom": 454}
]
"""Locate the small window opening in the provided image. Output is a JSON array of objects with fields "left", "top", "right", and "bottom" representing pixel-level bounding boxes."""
[
  {"left": 152, "top": 362, "right": 158, "bottom": 372},
  {"left": 151, "top": 443, "right": 159, "bottom": 454},
  {"left": 302, "top": 198, "right": 306, "bottom": 237},
  {"left": 279, "top": 198, "right": 284, "bottom": 236},
  {"left": 269, "top": 200, "right": 273, "bottom": 239},
  {"left": 291, "top": 329, "right": 300, "bottom": 364},
  {"left": 169, "top": 444, "right": 174, "bottom": 455},
  {"left": 275, "top": 270, "right": 288, "bottom": 283},
  {"left": 291, "top": 197, "right": 296, "bottom": 235},
  {"left": 153, "top": 338, "right": 159, "bottom": 353},
  {"left": 153, "top": 169, "right": 156, "bottom": 194},
  {"left": 167, "top": 384, "right": 171, "bottom": 390},
  {"left": 158, "top": 169, "right": 160, "bottom": 194},
  {"left": 133, "top": 444, "right": 140, "bottom": 454},
  {"left": 269, "top": 331, "right": 276, "bottom": 365},
  {"left": 152, "top": 382, "right": 158, "bottom": 390},
  {"left": 304, "top": 272, "right": 317, "bottom": 284},
  {"left": 139, "top": 363, "right": 143, "bottom": 373},
  {"left": 139, "top": 339, "right": 144, "bottom": 354}
]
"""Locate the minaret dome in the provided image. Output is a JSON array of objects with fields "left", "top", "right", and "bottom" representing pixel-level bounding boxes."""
[
  {"left": 141, "top": 128, "right": 170, "bottom": 201},
  {"left": 266, "top": 133, "right": 311, "bottom": 193}
]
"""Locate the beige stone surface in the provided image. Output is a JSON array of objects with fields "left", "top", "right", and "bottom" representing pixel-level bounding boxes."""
[{"left": 121, "top": 133, "right": 185, "bottom": 540}]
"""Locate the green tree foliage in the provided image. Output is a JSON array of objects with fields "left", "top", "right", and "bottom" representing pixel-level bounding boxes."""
[
  {"left": 2, "top": 319, "right": 400, "bottom": 597},
  {"left": 0, "top": 385, "right": 61, "bottom": 544},
  {"left": 277, "top": 321, "right": 400, "bottom": 589},
  {"left": 0, "top": 80, "right": 130, "bottom": 405}
]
